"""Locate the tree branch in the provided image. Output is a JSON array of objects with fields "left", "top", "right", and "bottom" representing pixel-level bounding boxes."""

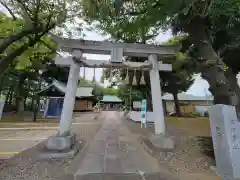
[
  {"left": 0, "top": 35, "right": 42, "bottom": 76},
  {"left": 33, "top": 0, "right": 41, "bottom": 29},
  {"left": 123, "top": 9, "right": 146, "bottom": 16},
  {"left": 0, "top": 28, "right": 33, "bottom": 54},
  {"left": 122, "top": 1, "right": 162, "bottom": 16},
  {"left": 0, "top": 1, "right": 17, "bottom": 20},
  {"left": 15, "top": 0, "right": 33, "bottom": 23},
  {"left": 39, "top": 40, "right": 54, "bottom": 51}
]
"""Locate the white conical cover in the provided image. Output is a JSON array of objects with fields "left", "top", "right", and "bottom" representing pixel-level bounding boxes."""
[
  {"left": 140, "top": 71, "right": 145, "bottom": 85},
  {"left": 125, "top": 73, "right": 130, "bottom": 85},
  {"left": 132, "top": 74, "right": 137, "bottom": 85}
]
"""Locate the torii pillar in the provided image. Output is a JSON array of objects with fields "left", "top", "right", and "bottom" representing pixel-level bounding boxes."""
[
  {"left": 148, "top": 54, "right": 175, "bottom": 150},
  {"left": 58, "top": 50, "right": 82, "bottom": 136},
  {"left": 40, "top": 50, "right": 82, "bottom": 159},
  {"left": 149, "top": 54, "right": 165, "bottom": 135}
]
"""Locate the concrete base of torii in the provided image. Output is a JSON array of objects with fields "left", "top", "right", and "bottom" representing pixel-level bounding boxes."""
[{"left": 39, "top": 133, "right": 80, "bottom": 160}]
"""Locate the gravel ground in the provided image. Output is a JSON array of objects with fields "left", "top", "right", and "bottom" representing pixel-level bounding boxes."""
[
  {"left": 0, "top": 113, "right": 103, "bottom": 180},
  {"left": 122, "top": 118, "right": 218, "bottom": 179}
]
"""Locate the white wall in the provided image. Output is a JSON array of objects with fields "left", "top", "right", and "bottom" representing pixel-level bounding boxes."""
[{"left": 195, "top": 105, "right": 211, "bottom": 116}]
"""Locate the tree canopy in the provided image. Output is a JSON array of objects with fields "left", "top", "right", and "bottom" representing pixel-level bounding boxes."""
[
  {"left": 0, "top": 0, "right": 80, "bottom": 76},
  {"left": 80, "top": 0, "right": 240, "bottom": 109}
]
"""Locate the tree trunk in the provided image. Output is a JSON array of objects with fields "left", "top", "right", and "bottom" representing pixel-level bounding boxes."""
[
  {"left": 8, "top": 88, "right": 13, "bottom": 105},
  {"left": 17, "top": 97, "right": 25, "bottom": 113},
  {"left": 16, "top": 74, "right": 26, "bottom": 117},
  {"left": 0, "top": 74, "right": 5, "bottom": 96},
  {"left": 24, "top": 97, "right": 28, "bottom": 108},
  {"left": 5, "top": 86, "right": 11, "bottom": 104},
  {"left": 225, "top": 67, "right": 240, "bottom": 113},
  {"left": 162, "top": 100, "right": 167, "bottom": 116},
  {"left": 33, "top": 103, "right": 38, "bottom": 122},
  {"left": 173, "top": 92, "right": 181, "bottom": 116},
  {"left": 186, "top": 17, "right": 232, "bottom": 105},
  {"left": 30, "top": 97, "right": 34, "bottom": 110},
  {"left": 33, "top": 79, "right": 42, "bottom": 122}
]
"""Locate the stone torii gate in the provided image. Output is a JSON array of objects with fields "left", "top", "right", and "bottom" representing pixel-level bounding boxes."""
[{"left": 42, "top": 36, "right": 180, "bottom": 158}]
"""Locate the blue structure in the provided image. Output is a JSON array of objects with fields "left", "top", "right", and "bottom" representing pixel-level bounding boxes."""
[
  {"left": 44, "top": 98, "right": 64, "bottom": 117},
  {"left": 38, "top": 80, "right": 95, "bottom": 118}
]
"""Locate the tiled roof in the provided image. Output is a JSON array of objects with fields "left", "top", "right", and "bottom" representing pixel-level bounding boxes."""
[
  {"left": 162, "top": 93, "right": 214, "bottom": 101},
  {"left": 37, "top": 80, "right": 94, "bottom": 98}
]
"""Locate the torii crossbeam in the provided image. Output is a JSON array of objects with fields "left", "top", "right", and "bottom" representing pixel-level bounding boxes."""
[
  {"left": 51, "top": 35, "right": 180, "bottom": 58},
  {"left": 54, "top": 56, "right": 172, "bottom": 71}
]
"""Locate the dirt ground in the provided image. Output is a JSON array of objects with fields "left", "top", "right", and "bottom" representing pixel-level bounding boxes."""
[
  {"left": 122, "top": 117, "right": 220, "bottom": 180},
  {"left": 0, "top": 112, "right": 220, "bottom": 180},
  {"left": 0, "top": 112, "right": 103, "bottom": 180}
]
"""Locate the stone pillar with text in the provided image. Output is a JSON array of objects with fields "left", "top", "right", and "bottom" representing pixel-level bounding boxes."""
[{"left": 208, "top": 105, "right": 240, "bottom": 180}]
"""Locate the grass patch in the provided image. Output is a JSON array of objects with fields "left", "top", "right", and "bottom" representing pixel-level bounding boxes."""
[{"left": 166, "top": 116, "right": 211, "bottom": 137}]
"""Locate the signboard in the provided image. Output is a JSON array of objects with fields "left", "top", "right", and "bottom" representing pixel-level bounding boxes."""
[
  {"left": 0, "top": 100, "right": 5, "bottom": 120},
  {"left": 208, "top": 105, "right": 240, "bottom": 179},
  {"left": 133, "top": 101, "right": 141, "bottom": 109},
  {"left": 140, "top": 99, "right": 147, "bottom": 128}
]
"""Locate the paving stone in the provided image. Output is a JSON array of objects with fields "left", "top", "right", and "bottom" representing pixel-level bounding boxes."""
[
  {"left": 75, "top": 111, "right": 161, "bottom": 180},
  {"left": 77, "top": 154, "right": 104, "bottom": 174},
  {"left": 104, "top": 159, "right": 122, "bottom": 173}
]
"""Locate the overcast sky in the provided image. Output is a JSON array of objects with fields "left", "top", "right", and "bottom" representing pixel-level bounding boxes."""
[{"left": 0, "top": 5, "right": 211, "bottom": 96}]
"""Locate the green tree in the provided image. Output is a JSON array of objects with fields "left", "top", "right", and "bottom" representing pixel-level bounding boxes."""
[
  {"left": 0, "top": 0, "right": 78, "bottom": 76},
  {"left": 80, "top": 0, "right": 240, "bottom": 107},
  {"left": 161, "top": 36, "right": 194, "bottom": 116},
  {"left": 117, "top": 84, "right": 147, "bottom": 110},
  {"left": 103, "top": 87, "right": 118, "bottom": 96},
  {"left": 0, "top": 31, "right": 57, "bottom": 117}
]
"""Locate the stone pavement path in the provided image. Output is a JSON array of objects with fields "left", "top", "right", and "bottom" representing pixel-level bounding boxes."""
[{"left": 74, "top": 111, "right": 178, "bottom": 180}]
